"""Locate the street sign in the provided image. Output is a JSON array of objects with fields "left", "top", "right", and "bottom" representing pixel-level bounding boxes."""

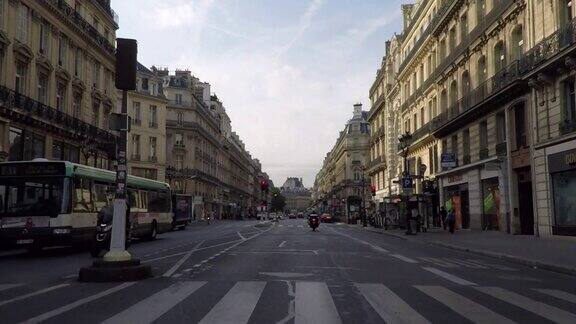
[
  {"left": 401, "top": 177, "right": 413, "bottom": 189},
  {"left": 441, "top": 153, "right": 457, "bottom": 168}
]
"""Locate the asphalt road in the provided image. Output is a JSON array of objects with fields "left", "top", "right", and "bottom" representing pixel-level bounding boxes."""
[{"left": 1, "top": 218, "right": 575, "bottom": 323}]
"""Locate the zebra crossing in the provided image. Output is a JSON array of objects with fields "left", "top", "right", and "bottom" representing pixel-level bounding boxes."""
[{"left": 1, "top": 280, "right": 576, "bottom": 323}]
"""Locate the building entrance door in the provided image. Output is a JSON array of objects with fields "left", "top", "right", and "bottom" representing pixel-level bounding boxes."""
[
  {"left": 517, "top": 168, "right": 534, "bottom": 235},
  {"left": 460, "top": 190, "right": 470, "bottom": 229}
]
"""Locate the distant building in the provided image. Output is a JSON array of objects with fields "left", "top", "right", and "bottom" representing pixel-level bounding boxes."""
[{"left": 281, "top": 177, "right": 311, "bottom": 212}]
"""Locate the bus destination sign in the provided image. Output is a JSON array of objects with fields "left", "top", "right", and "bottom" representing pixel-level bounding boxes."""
[{"left": 0, "top": 163, "right": 66, "bottom": 177}]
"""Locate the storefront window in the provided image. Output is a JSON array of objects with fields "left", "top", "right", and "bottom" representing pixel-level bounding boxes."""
[
  {"left": 8, "top": 127, "right": 23, "bottom": 161},
  {"left": 552, "top": 170, "right": 576, "bottom": 227},
  {"left": 482, "top": 178, "right": 500, "bottom": 230}
]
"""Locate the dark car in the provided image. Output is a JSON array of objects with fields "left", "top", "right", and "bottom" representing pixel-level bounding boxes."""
[{"left": 289, "top": 213, "right": 297, "bottom": 219}]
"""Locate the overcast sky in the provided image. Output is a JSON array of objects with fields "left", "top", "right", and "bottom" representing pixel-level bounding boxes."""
[{"left": 112, "top": 0, "right": 404, "bottom": 187}]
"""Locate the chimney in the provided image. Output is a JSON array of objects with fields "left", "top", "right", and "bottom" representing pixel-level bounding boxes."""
[
  {"left": 353, "top": 103, "right": 362, "bottom": 118},
  {"left": 401, "top": 4, "right": 414, "bottom": 31}
]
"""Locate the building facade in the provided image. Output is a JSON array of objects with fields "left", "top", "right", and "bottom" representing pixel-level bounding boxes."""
[
  {"left": 124, "top": 62, "right": 167, "bottom": 181},
  {"left": 0, "top": 0, "right": 118, "bottom": 167},
  {"left": 280, "top": 177, "right": 311, "bottom": 212},
  {"left": 368, "top": 0, "right": 576, "bottom": 237},
  {"left": 313, "top": 104, "right": 371, "bottom": 223}
]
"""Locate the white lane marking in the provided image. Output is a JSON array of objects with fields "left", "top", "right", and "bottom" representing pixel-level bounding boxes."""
[
  {"left": 0, "top": 284, "right": 70, "bottom": 307},
  {"left": 0, "top": 284, "right": 23, "bottom": 292},
  {"left": 415, "top": 285, "right": 515, "bottom": 324},
  {"left": 295, "top": 282, "right": 342, "bottom": 324},
  {"left": 356, "top": 283, "right": 429, "bottom": 324},
  {"left": 422, "top": 267, "right": 477, "bottom": 286},
  {"left": 143, "top": 239, "right": 243, "bottom": 263},
  {"left": 102, "top": 281, "right": 206, "bottom": 324},
  {"left": 172, "top": 274, "right": 182, "bottom": 278},
  {"left": 22, "top": 282, "right": 136, "bottom": 324},
  {"left": 297, "top": 225, "right": 303, "bottom": 228},
  {"left": 418, "top": 257, "right": 458, "bottom": 268},
  {"left": 163, "top": 240, "right": 205, "bottom": 277},
  {"left": 534, "top": 289, "right": 576, "bottom": 304},
  {"left": 0, "top": 249, "right": 26, "bottom": 257},
  {"left": 443, "top": 258, "right": 489, "bottom": 269},
  {"left": 278, "top": 241, "right": 286, "bottom": 248},
  {"left": 476, "top": 287, "right": 576, "bottom": 323},
  {"left": 237, "top": 231, "right": 246, "bottom": 240},
  {"left": 199, "top": 281, "right": 266, "bottom": 324},
  {"left": 390, "top": 254, "right": 419, "bottom": 263}
]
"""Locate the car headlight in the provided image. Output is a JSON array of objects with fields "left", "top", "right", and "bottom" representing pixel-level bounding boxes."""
[{"left": 53, "top": 228, "right": 71, "bottom": 234}]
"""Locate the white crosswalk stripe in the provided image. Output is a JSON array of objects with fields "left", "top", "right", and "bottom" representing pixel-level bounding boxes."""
[
  {"left": 415, "top": 285, "right": 515, "bottom": 324},
  {"left": 199, "top": 281, "right": 266, "bottom": 324},
  {"left": 102, "top": 281, "right": 206, "bottom": 324},
  {"left": 534, "top": 289, "right": 576, "bottom": 304},
  {"left": 475, "top": 287, "right": 576, "bottom": 324},
  {"left": 0, "top": 283, "right": 69, "bottom": 307},
  {"left": 296, "top": 282, "right": 342, "bottom": 324},
  {"left": 356, "top": 283, "right": 429, "bottom": 324}
]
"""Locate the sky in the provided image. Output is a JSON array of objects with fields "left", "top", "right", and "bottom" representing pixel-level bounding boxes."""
[{"left": 112, "top": 0, "right": 405, "bottom": 187}]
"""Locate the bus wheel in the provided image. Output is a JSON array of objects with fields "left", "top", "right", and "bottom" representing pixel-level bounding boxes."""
[{"left": 148, "top": 221, "right": 157, "bottom": 240}]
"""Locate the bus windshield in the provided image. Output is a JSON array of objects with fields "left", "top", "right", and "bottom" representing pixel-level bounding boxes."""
[{"left": 0, "top": 177, "right": 66, "bottom": 218}]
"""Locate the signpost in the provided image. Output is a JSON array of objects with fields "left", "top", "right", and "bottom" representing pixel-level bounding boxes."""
[{"left": 441, "top": 153, "right": 457, "bottom": 169}]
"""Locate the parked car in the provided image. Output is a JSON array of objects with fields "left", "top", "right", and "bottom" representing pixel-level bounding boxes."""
[
  {"left": 320, "top": 213, "right": 333, "bottom": 223},
  {"left": 297, "top": 212, "right": 304, "bottom": 218},
  {"left": 289, "top": 213, "right": 297, "bottom": 219}
]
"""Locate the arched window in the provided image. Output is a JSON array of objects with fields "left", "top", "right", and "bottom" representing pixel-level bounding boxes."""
[
  {"left": 440, "top": 89, "right": 448, "bottom": 112},
  {"left": 477, "top": 0, "right": 486, "bottom": 23},
  {"left": 450, "top": 80, "right": 458, "bottom": 116},
  {"left": 477, "top": 55, "right": 487, "bottom": 84},
  {"left": 494, "top": 41, "right": 506, "bottom": 72},
  {"left": 461, "top": 71, "right": 471, "bottom": 109},
  {"left": 511, "top": 25, "right": 523, "bottom": 61}
]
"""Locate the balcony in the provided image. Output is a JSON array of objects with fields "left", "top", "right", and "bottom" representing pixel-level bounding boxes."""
[
  {"left": 0, "top": 84, "right": 117, "bottom": 152},
  {"left": 44, "top": 0, "right": 116, "bottom": 56},
  {"left": 410, "top": 122, "right": 432, "bottom": 143}
]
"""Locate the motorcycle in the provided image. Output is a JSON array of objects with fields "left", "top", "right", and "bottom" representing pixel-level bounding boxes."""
[
  {"left": 308, "top": 215, "right": 319, "bottom": 231},
  {"left": 90, "top": 209, "right": 131, "bottom": 258}
]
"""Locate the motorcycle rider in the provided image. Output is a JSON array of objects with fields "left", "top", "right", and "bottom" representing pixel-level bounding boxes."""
[{"left": 308, "top": 212, "right": 320, "bottom": 231}]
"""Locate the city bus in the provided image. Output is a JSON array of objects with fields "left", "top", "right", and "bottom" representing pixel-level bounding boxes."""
[{"left": 0, "top": 160, "right": 173, "bottom": 251}]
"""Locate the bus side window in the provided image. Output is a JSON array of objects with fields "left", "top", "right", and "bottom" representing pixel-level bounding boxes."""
[
  {"left": 140, "top": 190, "right": 149, "bottom": 212},
  {"left": 93, "top": 182, "right": 112, "bottom": 212},
  {"left": 127, "top": 189, "right": 139, "bottom": 212},
  {"left": 73, "top": 177, "right": 94, "bottom": 213},
  {"left": 149, "top": 190, "right": 159, "bottom": 212}
]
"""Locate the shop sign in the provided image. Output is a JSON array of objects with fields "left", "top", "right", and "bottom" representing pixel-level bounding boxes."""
[
  {"left": 447, "top": 174, "right": 463, "bottom": 184},
  {"left": 441, "top": 153, "right": 457, "bottom": 168},
  {"left": 548, "top": 148, "right": 576, "bottom": 173}
]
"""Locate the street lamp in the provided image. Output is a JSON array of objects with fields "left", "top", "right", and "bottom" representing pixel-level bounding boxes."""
[{"left": 398, "top": 131, "right": 414, "bottom": 235}]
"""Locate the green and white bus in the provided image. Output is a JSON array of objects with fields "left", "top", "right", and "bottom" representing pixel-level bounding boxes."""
[{"left": 0, "top": 160, "right": 172, "bottom": 250}]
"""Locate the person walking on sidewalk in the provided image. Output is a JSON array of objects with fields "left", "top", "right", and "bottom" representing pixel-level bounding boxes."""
[
  {"left": 447, "top": 209, "right": 456, "bottom": 234},
  {"left": 440, "top": 206, "right": 447, "bottom": 230}
]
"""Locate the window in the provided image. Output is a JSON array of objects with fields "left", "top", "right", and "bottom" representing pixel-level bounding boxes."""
[
  {"left": 405, "top": 119, "right": 410, "bottom": 133},
  {"left": 149, "top": 105, "right": 157, "bottom": 128},
  {"left": 11, "top": 129, "right": 45, "bottom": 160},
  {"left": 175, "top": 154, "right": 184, "bottom": 169},
  {"left": 141, "top": 78, "right": 149, "bottom": 91},
  {"left": 74, "top": 48, "right": 82, "bottom": 78},
  {"left": 16, "top": 4, "right": 28, "bottom": 43},
  {"left": 449, "top": 27, "right": 457, "bottom": 50},
  {"left": 562, "top": 0, "right": 574, "bottom": 24},
  {"left": 177, "top": 112, "right": 184, "bottom": 125},
  {"left": 462, "top": 129, "right": 470, "bottom": 163},
  {"left": 175, "top": 93, "right": 183, "bottom": 104},
  {"left": 479, "top": 120, "right": 488, "bottom": 150},
  {"left": 73, "top": 178, "right": 93, "bottom": 213},
  {"left": 92, "top": 16, "right": 99, "bottom": 31},
  {"left": 149, "top": 137, "right": 157, "bottom": 159},
  {"left": 15, "top": 62, "right": 27, "bottom": 94},
  {"left": 8, "top": 127, "right": 23, "bottom": 161},
  {"left": 439, "top": 39, "right": 446, "bottom": 60},
  {"left": 58, "top": 36, "right": 66, "bottom": 66},
  {"left": 460, "top": 14, "right": 468, "bottom": 43},
  {"left": 37, "top": 73, "right": 48, "bottom": 104},
  {"left": 428, "top": 147, "right": 434, "bottom": 175},
  {"left": 433, "top": 144, "right": 439, "bottom": 173},
  {"left": 56, "top": 82, "right": 66, "bottom": 111},
  {"left": 52, "top": 140, "right": 80, "bottom": 162},
  {"left": 494, "top": 41, "right": 506, "bottom": 72},
  {"left": 133, "top": 102, "right": 141, "bottom": 125},
  {"left": 132, "top": 134, "right": 140, "bottom": 157},
  {"left": 175, "top": 133, "right": 184, "bottom": 146},
  {"left": 477, "top": 55, "right": 487, "bottom": 84},
  {"left": 564, "top": 78, "right": 576, "bottom": 122},
  {"left": 477, "top": 0, "right": 486, "bottom": 23},
  {"left": 514, "top": 104, "right": 527, "bottom": 148},
  {"left": 451, "top": 134, "right": 458, "bottom": 164},
  {"left": 39, "top": 22, "right": 50, "bottom": 55},
  {"left": 92, "top": 60, "right": 100, "bottom": 88},
  {"left": 0, "top": 0, "right": 4, "bottom": 29},
  {"left": 496, "top": 112, "right": 506, "bottom": 143},
  {"left": 92, "top": 100, "right": 100, "bottom": 126},
  {"left": 511, "top": 25, "right": 524, "bottom": 61},
  {"left": 72, "top": 92, "right": 81, "bottom": 118},
  {"left": 420, "top": 107, "right": 425, "bottom": 125},
  {"left": 413, "top": 113, "right": 418, "bottom": 130}
]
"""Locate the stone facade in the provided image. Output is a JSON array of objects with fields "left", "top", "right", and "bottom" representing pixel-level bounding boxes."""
[
  {"left": 367, "top": 0, "right": 576, "bottom": 237},
  {"left": 280, "top": 177, "right": 311, "bottom": 212},
  {"left": 0, "top": 0, "right": 118, "bottom": 167},
  {"left": 312, "top": 104, "right": 371, "bottom": 223}
]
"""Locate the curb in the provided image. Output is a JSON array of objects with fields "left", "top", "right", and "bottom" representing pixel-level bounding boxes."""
[{"left": 374, "top": 229, "right": 576, "bottom": 277}]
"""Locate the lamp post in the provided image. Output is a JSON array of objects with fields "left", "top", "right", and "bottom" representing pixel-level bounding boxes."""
[
  {"left": 361, "top": 166, "right": 368, "bottom": 227},
  {"left": 398, "top": 131, "right": 413, "bottom": 235}
]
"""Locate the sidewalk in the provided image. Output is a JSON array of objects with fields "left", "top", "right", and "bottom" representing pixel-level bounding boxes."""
[{"left": 348, "top": 224, "right": 576, "bottom": 276}]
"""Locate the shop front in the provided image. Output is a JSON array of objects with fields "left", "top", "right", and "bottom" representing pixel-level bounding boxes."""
[{"left": 548, "top": 147, "right": 576, "bottom": 236}]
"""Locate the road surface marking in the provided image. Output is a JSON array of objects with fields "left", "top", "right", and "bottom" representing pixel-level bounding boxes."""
[
  {"left": 237, "top": 231, "right": 246, "bottom": 240},
  {"left": 143, "top": 239, "right": 243, "bottom": 263},
  {"left": 468, "top": 259, "right": 516, "bottom": 271},
  {"left": 475, "top": 287, "right": 576, "bottom": 323},
  {"left": 102, "top": 281, "right": 206, "bottom": 324},
  {"left": 443, "top": 258, "right": 489, "bottom": 269},
  {"left": 422, "top": 267, "right": 477, "bottom": 286},
  {"left": 390, "top": 254, "right": 419, "bottom": 263},
  {"left": 297, "top": 225, "right": 303, "bottom": 228},
  {"left": 279, "top": 224, "right": 284, "bottom": 227},
  {"left": 355, "top": 283, "right": 429, "bottom": 324},
  {"left": 415, "top": 285, "right": 515, "bottom": 323},
  {"left": 534, "top": 289, "right": 576, "bottom": 304},
  {"left": 22, "top": 282, "right": 136, "bottom": 323},
  {"left": 278, "top": 241, "right": 286, "bottom": 247},
  {"left": 199, "top": 281, "right": 266, "bottom": 324},
  {"left": 0, "top": 284, "right": 23, "bottom": 292},
  {"left": 163, "top": 240, "right": 205, "bottom": 277},
  {"left": 0, "top": 284, "right": 70, "bottom": 307},
  {"left": 295, "top": 282, "right": 342, "bottom": 324},
  {"left": 418, "top": 257, "right": 458, "bottom": 268},
  {"left": 172, "top": 274, "right": 182, "bottom": 278}
]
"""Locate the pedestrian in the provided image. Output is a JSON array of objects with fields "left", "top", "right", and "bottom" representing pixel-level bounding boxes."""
[
  {"left": 405, "top": 210, "right": 413, "bottom": 235},
  {"left": 416, "top": 213, "right": 422, "bottom": 232},
  {"left": 447, "top": 209, "right": 456, "bottom": 234},
  {"left": 440, "top": 206, "right": 448, "bottom": 230}
]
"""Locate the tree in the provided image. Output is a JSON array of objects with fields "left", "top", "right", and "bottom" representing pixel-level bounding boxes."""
[{"left": 270, "top": 188, "right": 286, "bottom": 212}]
